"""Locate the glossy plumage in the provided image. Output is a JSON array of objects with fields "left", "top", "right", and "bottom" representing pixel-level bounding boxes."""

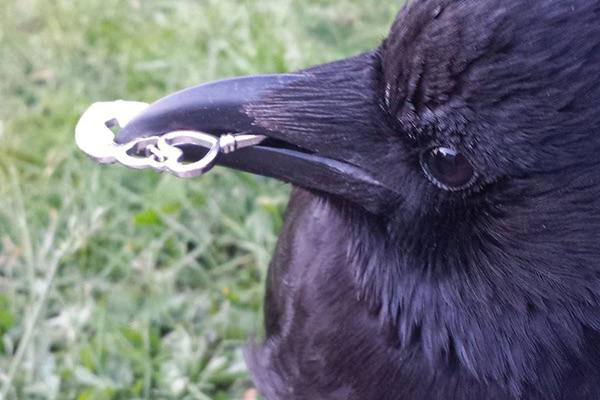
[
  {"left": 244, "top": 1, "right": 600, "bottom": 398},
  {"left": 114, "top": 0, "right": 600, "bottom": 397}
]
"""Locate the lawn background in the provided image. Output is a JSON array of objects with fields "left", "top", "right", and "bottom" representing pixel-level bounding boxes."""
[{"left": 0, "top": 1, "right": 399, "bottom": 399}]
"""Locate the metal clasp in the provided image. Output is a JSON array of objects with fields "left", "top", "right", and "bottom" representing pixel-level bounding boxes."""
[{"left": 75, "top": 101, "right": 266, "bottom": 178}]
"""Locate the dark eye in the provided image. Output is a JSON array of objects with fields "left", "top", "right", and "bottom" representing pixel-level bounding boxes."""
[{"left": 420, "top": 147, "right": 477, "bottom": 191}]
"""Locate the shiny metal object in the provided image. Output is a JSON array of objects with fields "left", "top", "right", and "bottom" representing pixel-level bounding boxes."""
[{"left": 75, "top": 101, "right": 266, "bottom": 178}]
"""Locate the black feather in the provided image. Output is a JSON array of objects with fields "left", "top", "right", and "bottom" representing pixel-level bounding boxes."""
[{"left": 245, "top": 0, "right": 600, "bottom": 398}]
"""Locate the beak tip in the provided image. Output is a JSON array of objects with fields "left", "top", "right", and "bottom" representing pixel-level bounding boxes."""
[{"left": 114, "top": 121, "right": 148, "bottom": 145}]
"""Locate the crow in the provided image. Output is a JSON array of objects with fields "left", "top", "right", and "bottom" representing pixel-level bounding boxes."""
[{"left": 113, "top": 0, "right": 600, "bottom": 398}]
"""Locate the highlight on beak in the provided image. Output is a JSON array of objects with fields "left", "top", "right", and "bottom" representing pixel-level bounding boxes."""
[{"left": 115, "top": 75, "right": 301, "bottom": 144}]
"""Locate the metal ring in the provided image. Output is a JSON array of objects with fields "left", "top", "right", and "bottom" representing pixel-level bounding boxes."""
[
  {"left": 114, "top": 136, "right": 165, "bottom": 170},
  {"left": 159, "top": 131, "right": 221, "bottom": 178}
]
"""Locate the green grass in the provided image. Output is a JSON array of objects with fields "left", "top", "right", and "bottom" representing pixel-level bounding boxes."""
[{"left": 0, "top": 1, "right": 398, "bottom": 399}]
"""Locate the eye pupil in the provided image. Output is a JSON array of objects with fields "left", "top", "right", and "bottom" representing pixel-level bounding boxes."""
[{"left": 421, "top": 147, "right": 476, "bottom": 190}]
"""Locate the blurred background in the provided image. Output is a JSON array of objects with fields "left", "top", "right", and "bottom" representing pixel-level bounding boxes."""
[{"left": 0, "top": 1, "right": 398, "bottom": 399}]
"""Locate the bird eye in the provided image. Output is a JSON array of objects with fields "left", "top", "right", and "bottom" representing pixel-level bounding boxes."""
[{"left": 420, "top": 147, "right": 477, "bottom": 191}]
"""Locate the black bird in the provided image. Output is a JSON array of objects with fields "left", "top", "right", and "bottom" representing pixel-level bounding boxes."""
[{"left": 113, "top": 0, "right": 600, "bottom": 398}]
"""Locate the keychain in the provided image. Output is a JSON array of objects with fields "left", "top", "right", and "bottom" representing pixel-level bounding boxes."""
[{"left": 75, "top": 101, "right": 266, "bottom": 178}]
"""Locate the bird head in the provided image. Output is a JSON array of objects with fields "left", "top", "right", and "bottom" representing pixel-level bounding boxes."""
[{"left": 116, "top": 0, "right": 600, "bottom": 393}]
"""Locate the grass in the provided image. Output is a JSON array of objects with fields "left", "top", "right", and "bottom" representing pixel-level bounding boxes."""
[{"left": 0, "top": 1, "right": 399, "bottom": 399}]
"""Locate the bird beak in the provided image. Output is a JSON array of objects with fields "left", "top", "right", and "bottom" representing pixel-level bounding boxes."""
[{"left": 115, "top": 61, "right": 398, "bottom": 214}]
